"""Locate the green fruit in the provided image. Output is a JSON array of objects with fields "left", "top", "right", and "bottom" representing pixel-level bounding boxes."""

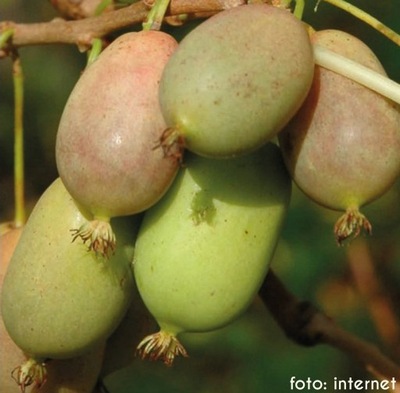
[
  {"left": 56, "top": 31, "right": 179, "bottom": 257},
  {"left": 133, "top": 143, "right": 291, "bottom": 365},
  {"left": 158, "top": 4, "right": 314, "bottom": 158},
  {"left": 1, "top": 178, "right": 138, "bottom": 391},
  {"left": 278, "top": 29, "right": 400, "bottom": 244},
  {"left": 1, "top": 228, "right": 104, "bottom": 393}
]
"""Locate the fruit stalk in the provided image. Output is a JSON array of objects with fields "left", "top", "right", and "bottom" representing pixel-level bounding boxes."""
[
  {"left": 293, "top": 0, "right": 304, "bottom": 19},
  {"left": 12, "top": 51, "right": 26, "bottom": 228},
  {"left": 142, "top": 0, "right": 171, "bottom": 30},
  {"left": 94, "top": 0, "right": 115, "bottom": 16},
  {"left": 316, "top": 0, "right": 400, "bottom": 46},
  {"left": 313, "top": 43, "right": 400, "bottom": 105},
  {"left": 1, "top": 28, "right": 26, "bottom": 228},
  {"left": 0, "top": 28, "right": 14, "bottom": 49},
  {"left": 86, "top": 37, "right": 103, "bottom": 66}
]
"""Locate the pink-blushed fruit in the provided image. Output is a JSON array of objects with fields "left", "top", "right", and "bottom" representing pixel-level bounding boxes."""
[
  {"left": 158, "top": 4, "right": 314, "bottom": 158},
  {"left": 0, "top": 226, "right": 23, "bottom": 277},
  {"left": 56, "top": 31, "right": 179, "bottom": 257},
  {"left": 279, "top": 29, "right": 400, "bottom": 245}
]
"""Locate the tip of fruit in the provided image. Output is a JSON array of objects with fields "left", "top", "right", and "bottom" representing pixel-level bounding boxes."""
[
  {"left": 136, "top": 330, "right": 188, "bottom": 366},
  {"left": 11, "top": 358, "right": 47, "bottom": 392},
  {"left": 334, "top": 208, "right": 372, "bottom": 246},
  {"left": 71, "top": 219, "right": 116, "bottom": 259}
]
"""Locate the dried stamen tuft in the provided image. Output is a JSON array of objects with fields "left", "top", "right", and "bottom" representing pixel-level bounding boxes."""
[
  {"left": 136, "top": 330, "right": 188, "bottom": 366},
  {"left": 11, "top": 358, "right": 47, "bottom": 392},
  {"left": 153, "top": 127, "right": 185, "bottom": 165},
  {"left": 71, "top": 219, "right": 116, "bottom": 258},
  {"left": 334, "top": 207, "right": 372, "bottom": 246}
]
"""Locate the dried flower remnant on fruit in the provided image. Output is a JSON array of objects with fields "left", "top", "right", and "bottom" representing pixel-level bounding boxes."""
[
  {"left": 71, "top": 219, "right": 116, "bottom": 258},
  {"left": 136, "top": 331, "right": 188, "bottom": 366},
  {"left": 153, "top": 127, "right": 186, "bottom": 165},
  {"left": 334, "top": 207, "right": 372, "bottom": 246},
  {"left": 12, "top": 358, "right": 47, "bottom": 392}
]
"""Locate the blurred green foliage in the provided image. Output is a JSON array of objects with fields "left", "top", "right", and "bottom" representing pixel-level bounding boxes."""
[{"left": 1, "top": 1, "right": 400, "bottom": 392}]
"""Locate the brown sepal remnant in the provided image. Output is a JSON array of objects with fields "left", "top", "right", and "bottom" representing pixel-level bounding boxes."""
[
  {"left": 136, "top": 331, "right": 188, "bottom": 366},
  {"left": 153, "top": 127, "right": 186, "bottom": 166},
  {"left": 71, "top": 220, "right": 116, "bottom": 259},
  {"left": 11, "top": 358, "right": 47, "bottom": 392},
  {"left": 334, "top": 207, "right": 372, "bottom": 246}
]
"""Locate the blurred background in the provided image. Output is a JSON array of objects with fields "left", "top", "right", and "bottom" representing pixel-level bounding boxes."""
[{"left": 1, "top": 1, "right": 400, "bottom": 392}]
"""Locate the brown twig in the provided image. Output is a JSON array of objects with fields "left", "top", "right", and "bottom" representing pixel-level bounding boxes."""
[
  {"left": 0, "top": 0, "right": 249, "bottom": 55},
  {"left": 347, "top": 239, "right": 400, "bottom": 355},
  {"left": 48, "top": 0, "right": 115, "bottom": 20},
  {"left": 260, "top": 270, "right": 400, "bottom": 380}
]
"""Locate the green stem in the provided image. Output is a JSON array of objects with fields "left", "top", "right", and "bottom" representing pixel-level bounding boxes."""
[
  {"left": 0, "top": 28, "right": 14, "bottom": 49},
  {"left": 94, "top": 0, "right": 114, "bottom": 16},
  {"left": 12, "top": 53, "right": 25, "bottom": 227},
  {"left": 88, "top": 0, "right": 110, "bottom": 66},
  {"left": 293, "top": 0, "right": 305, "bottom": 20},
  {"left": 316, "top": 0, "right": 400, "bottom": 46},
  {"left": 86, "top": 38, "right": 103, "bottom": 67},
  {"left": 142, "top": 0, "right": 171, "bottom": 31},
  {"left": 313, "top": 44, "right": 400, "bottom": 105}
]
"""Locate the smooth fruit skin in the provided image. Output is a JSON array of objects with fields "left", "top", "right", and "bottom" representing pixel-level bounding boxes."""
[
  {"left": 0, "top": 226, "right": 23, "bottom": 278},
  {"left": 159, "top": 4, "right": 314, "bottom": 158},
  {"left": 0, "top": 228, "right": 105, "bottom": 393},
  {"left": 0, "top": 228, "right": 27, "bottom": 393},
  {"left": 56, "top": 31, "right": 179, "bottom": 220},
  {"left": 278, "top": 30, "right": 400, "bottom": 243},
  {"left": 133, "top": 143, "right": 291, "bottom": 363},
  {"left": 1, "top": 178, "right": 136, "bottom": 362}
]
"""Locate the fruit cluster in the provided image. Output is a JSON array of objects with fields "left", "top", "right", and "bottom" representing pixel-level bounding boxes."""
[{"left": 1, "top": 3, "right": 400, "bottom": 392}]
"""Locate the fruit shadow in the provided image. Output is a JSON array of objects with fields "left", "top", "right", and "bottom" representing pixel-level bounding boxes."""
[
  {"left": 139, "top": 143, "right": 291, "bottom": 233},
  {"left": 278, "top": 67, "right": 321, "bottom": 169},
  {"left": 188, "top": 146, "right": 288, "bottom": 208}
]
